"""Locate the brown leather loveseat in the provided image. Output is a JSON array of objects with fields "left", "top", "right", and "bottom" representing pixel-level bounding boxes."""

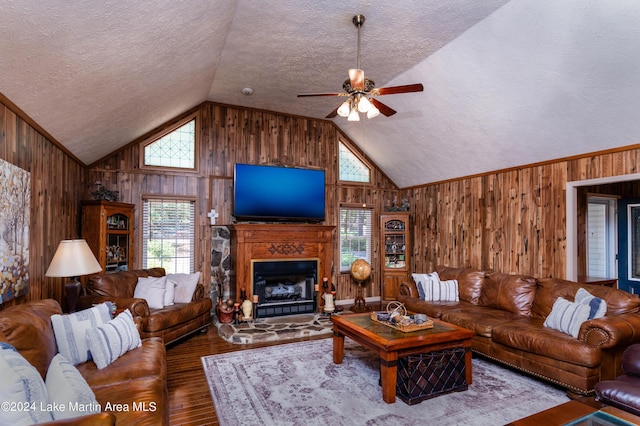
[
  {"left": 0, "top": 299, "right": 167, "bottom": 425},
  {"left": 398, "top": 266, "right": 640, "bottom": 395},
  {"left": 79, "top": 268, "right": 212, "bottom": 345}
]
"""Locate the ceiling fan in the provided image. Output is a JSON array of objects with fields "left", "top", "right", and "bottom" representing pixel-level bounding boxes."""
[{"left": 298, "top": 14, "right": 424, "bottom": 121}]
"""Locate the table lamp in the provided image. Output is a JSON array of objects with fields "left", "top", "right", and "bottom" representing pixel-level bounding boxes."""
[{"left": 45, "top": 239, "right": 102, "bottom": 313}]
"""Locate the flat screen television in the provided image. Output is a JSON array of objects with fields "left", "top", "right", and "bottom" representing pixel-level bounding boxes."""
[{"left": 233, "top": 163, "right": 326, "bottom": 222}]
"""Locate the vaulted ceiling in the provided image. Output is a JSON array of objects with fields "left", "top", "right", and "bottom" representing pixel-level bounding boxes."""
[{"left": 2, "top": 0, "right": 640, "bottom": 188}]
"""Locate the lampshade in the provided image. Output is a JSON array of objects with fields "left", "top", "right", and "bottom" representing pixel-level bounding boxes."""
[
  {"left": 367, "top": 105, "right": 380, "bottom": 119},
  {"left": 45, "top": 239, "right": 102, "bottom": 277},
  {"left": 347, "top": 105, "right": 360, "bottom": 122},
  {"left": 337, "top": 100, "right": 351, "bottom": 118},
  {"left": 357, "top": 96, "right": 372, "bottom": 113}
]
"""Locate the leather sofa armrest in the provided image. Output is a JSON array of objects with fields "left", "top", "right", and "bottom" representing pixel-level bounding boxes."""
[
  {"left": 40, "top": 412, "right": 116, "bottom": 425},
  {"left": 77, "top": 295, "right": 150, "bottom": 318},
  {"left": 192, "top": 283, "right": 205, "bottom": 301},
  {"left": 595, "top": 380, "right": 640, "bottom": 417},
  {"left": 580, "top": 313, "right": 640, "bottom": 348},
  {"left": 399, "top": 282, "right": 418, "bottom": 298}
]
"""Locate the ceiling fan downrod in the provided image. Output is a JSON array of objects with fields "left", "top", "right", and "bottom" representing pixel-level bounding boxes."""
[{"left": 352, "top": 14, "right": 365, "bottom": 71}]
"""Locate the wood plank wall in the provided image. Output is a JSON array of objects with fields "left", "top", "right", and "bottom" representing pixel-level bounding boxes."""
[
  {"left": 404, "top": 149, "right": 640, "bottom": 279},
  {"left": 0, "top": 96, "right": 88, "bottom": 310},
  {"left": 89, "top": 102, "right": 401, "bottom": 301}
]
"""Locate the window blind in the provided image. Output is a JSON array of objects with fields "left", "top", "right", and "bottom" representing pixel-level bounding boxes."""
[{"left": 339, "top": 207, "right": 373, "bottom": 272}]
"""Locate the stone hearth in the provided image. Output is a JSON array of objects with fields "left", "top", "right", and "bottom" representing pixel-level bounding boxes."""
[{"left": 214, "top": 313, "right": 334, "bottom": 344}]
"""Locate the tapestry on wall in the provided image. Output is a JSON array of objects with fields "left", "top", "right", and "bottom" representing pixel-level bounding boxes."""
[{"left": 0, "top": 158, "right": 30, "bottom": 304}]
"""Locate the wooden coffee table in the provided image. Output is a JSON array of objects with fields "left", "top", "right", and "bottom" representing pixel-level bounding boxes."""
[
  {"left": 507, "top": 400, "right": 640, "bottom": 425},
  {"left": 331, "top": 313, "right": 475, "bottom": 404}
]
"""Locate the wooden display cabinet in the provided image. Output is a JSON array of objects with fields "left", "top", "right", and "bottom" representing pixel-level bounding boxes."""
[
  {"left": 81, "top": 200, "right": 135, "bottom": 273},
  {"left": 380, "top": 212, "right": 411, "bottom": 301}
]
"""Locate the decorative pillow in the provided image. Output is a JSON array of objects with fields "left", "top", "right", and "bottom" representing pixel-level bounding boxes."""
[
  {"left": 50, "top": 302, "right": 113, "bottom": 366},
  {"left": 164, "top": 278, "right": 177, "bottom": 306},
  {"left": 575, "top": 288, "right": 607, "bottom": 319},
  {"left": 543, "top": 297, "right": 591, "bottom": 338},
  {"left": 169, "top": 272, "right": 201, "bottom": 303},
  {"left": 412, "top": 272, "right": 440, "bottom": 300},
  {"left": 0, "top": 342, "right": 53, "bottom": 425},
  {"left": 414, "top": 272, "right": 459, "bottom": 302},
  {"left": 134, "top": 276, "right": 167, "bottom": 309},
  {"left": 45, "top": 354, "right": 100, "bottom": 420},
  {"left": 85, "top": 309, "right": 142, "bottom": 370}
]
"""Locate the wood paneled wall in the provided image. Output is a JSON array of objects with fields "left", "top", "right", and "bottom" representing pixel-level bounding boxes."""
[
  {"left": 89, "top": 102, "right": 401, "bottom": 300},
  {"left": 405, "top": 149, "right": 640, "bottom": 279},
  {"left": 0, "top": 96, "right": 88, "bottom": 310}
]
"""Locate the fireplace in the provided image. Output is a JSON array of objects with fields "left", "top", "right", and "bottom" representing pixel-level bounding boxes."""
[{"left": 252, "top": 259, "right": 317, "bottom": 317}]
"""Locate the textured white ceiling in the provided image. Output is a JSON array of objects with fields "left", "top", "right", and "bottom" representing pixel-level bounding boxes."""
[{"left": 2, "top": 0, "right": 640, "bottom": 187}]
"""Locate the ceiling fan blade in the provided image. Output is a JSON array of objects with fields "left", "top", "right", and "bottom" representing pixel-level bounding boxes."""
[
  {"left": 349, "top": 68, "right": 365, "bottom": 91},
  {"left": 297, "top": 92, "right": 345, "bottom": 97},
  {"left": 371, "top": 99, "right": 396, "bottom": 117},
  {"left": 326, "top": 106, "right": 339, "bottom": 118},
  {"left": 372, "top": 83, "right": 424, "bottom": 96}
]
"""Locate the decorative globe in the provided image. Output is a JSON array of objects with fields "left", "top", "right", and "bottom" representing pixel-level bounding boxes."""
[{"left": 350, "top": 259, "right": 372, "bottom": 283}]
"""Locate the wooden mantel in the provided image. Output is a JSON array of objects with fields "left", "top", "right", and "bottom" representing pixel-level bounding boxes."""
[{"left": 229, "top": 224, "right": 335, "bottom": 304}]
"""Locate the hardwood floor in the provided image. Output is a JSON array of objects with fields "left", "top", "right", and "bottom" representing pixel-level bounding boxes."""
[{"left": 166, "top": 324, "right": 330, "bottom": 425}]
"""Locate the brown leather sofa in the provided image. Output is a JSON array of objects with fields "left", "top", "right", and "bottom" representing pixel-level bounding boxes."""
[
  {"left": 595, "top": 343, "right": 640, "bottom": 416},
  {"left": 398, "top": 266, "right": 640, "bottom": 395},
  {"left": 78, "top": 268, "right": 212, "bottom": 345},
  {"left": 0, "top": 299, "right": 167, "bottom": 425}
]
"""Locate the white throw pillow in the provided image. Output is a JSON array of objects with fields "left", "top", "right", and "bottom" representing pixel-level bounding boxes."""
[
  {"left": 0, "top": 342, "right": 53, "bottom": 425},
  {"left": 574, "top": 288, "right": 607, "bottom": 319},
  {"left": 544, "top": 297, "right": 591, "bottom": 338},
  {"left": 164, "top": 278, "right": 177, "bottom": 306},
  {"left": 45, "top": 354, "right": 100, "bottom": 420},
  {"left": 86, "top": 309, "right": 142, "bottom": 370},
  {"left": 168, "top": 272, "right": 201, "bottom": 303},
  {"left": 50, "top": 302, "right": 113, "bottom": 365},
  {"left": 134, "top": 276, "right": 167, "bottom": 309},
  {"left": 414, "top": 272, "right": 459, "bottom": 302}
]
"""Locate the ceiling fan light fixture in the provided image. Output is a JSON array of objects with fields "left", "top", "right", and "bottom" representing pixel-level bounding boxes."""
[
  {"left": 357, "top": 96, "right": 372, "bottom": 113},
  {"left": 337, "top": 100, "right": 351, "bottom": 117},
  {"left": 367, "top": 105, "right": 380, "bottom": 119},
  {"left": 347, "top": 106, "right": 360, "bottom": 122}
]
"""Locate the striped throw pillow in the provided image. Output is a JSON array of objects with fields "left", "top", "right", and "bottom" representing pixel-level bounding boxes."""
[
  {"left": 85, "top": 309, "right": 141, "bottom": 370},
  {"left": 574, "top": 288, "right": 607, "bottom": 319},
  {"left": 543, "top": 297, "right": 590, "bottom": 338},
  {"left": 51, "top": 302, "right": 113, "bottom": 365},
  {"left": 414, "top": 272, "right": 459, "bottom": 302},
  {"left": 412, "top": 272, "right": 440, "bottom": 300}
]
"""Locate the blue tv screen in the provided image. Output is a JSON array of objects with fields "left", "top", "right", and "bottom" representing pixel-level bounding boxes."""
[{"left": 233, "top": 163, "right": 326, "bottom": 222}]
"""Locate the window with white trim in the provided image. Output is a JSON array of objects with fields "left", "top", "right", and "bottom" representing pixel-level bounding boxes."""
[
  {"left": 339, "top": 141, "right": 370, "bottom": 182},
  {"left": 143, "top": 119, "right": 196, "bottom": 169},
  {"left": 339, "top": 207, "right": 373, "bottom": 272},
  {"left": 142, "top": 198, "right": 196, "bottom": 274}
]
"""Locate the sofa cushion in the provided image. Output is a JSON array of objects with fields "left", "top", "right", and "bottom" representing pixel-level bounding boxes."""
[
  {"left": 143, "top": 298, "right": 212, "bottom": 332},
  {"left": 479, "top": 272, "right": 537, "bottom": 316},
  {"left": 441, "top": 305, "right": 521, "bottom": 338},
  {"left": 85, "top": 310, "right": 142, "bottom": 369},
  {"left": 396, "top": 294, "right": 470, "bottom": 319},
  {"left": 575, "top": 288, "right": 607, "bottom": 319},
  {"left": 134, "top": 276, "right": 167, "bottom": 309},
  {"left": 0, "top": 342, "right": 53, "bottom": 425},
  {"left": 435, "top": 266, "right": 487, "bottom": 304},
  {"left": 51, "top": 302, "right": 113, "bottom": 365},
  {"left": 87, "top": 268, "right": 166, "bottom": 298},
  {"left": 78, "top": 337, "right": 166, "bottom": 389},
  {"left": 0, "top": 299, "right": 61, "bottom": 379},
  {"left": 532, "top": 278, "right": 640, "bottom": 318},
  {"left": 46, "top": 354, "right": 100, "bottom": 420},
  {"left": 492, "top": 317, "right": 602, "bottom": 367},
  {"left": 543, "top": 297, "right": 590, "bottom": 338}
]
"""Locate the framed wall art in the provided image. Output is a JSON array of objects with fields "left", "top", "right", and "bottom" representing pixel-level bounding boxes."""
[{"left": 0, "top": 158, "right": 30, "bottom": 304}]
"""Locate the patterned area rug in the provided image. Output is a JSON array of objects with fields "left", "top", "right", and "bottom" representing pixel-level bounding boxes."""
[
  {"left": 215, "top": 313, "right": 337, "bottom": 344},
  {"left": 202, "top": 338, "right": 570, "bottom": 426}
]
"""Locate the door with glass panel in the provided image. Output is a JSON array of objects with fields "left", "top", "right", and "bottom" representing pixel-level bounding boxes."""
[{"left": 618, "top": 199, "right": 640, "bottom": 294}]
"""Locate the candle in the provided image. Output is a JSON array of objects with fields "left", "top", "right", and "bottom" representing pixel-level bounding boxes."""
[
  {"left": 314, "top": 284, "right": 319, "bottom": 292},
  {"left": 252, "top": 294, "right": 259, "bottom": 303}
]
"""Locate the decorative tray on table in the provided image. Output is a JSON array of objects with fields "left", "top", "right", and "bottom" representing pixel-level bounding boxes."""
[{"left": 370, "top": 302, "right": 434, "bottom": 332}]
